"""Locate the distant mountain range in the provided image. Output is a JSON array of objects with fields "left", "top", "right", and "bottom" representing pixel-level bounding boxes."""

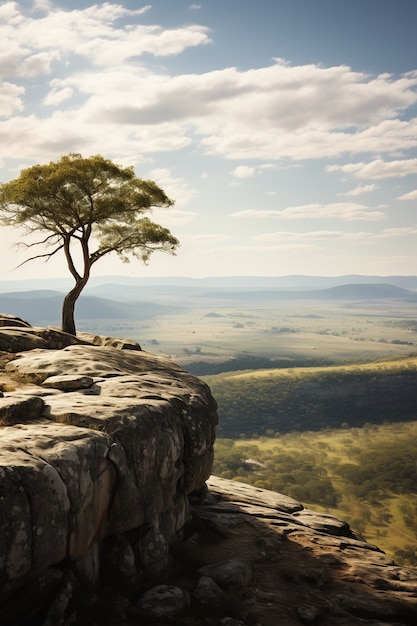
[
  {"left": 198, "top": 283, "right": 417, "bottom": 302},
  {"left": 0, "top": 291, "right": 173, "bottom": 326},
  {"left": 0, "top": 276, "right": 416, "bottom": 326},
  {"left": 1, "top": 274, "right": 417, "bottom": 293}
]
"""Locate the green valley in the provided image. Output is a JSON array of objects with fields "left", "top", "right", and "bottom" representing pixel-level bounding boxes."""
[
  {"left": 213, "top": 421, "right": 417, "bottom": 567},
  {"left": 202, "top": 356, "right": 417, "bottom": 437}
]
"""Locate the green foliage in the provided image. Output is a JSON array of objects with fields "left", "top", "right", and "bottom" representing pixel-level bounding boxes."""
[
  {"left": 0, "top": 153, "right": 178, "bottom": 264},
  {"left": 203, "top": 357, "right": 417, "bottom": 437},
  {"left": 0, "top": 153, "right": 179, "bottom": 334},
  {"left": 333, "top": 441, "right": 417, "bottom": 495},
  {"left": 213, "top": 420, "right": 417, "bottom": 566},
  {"left": 213, "top": 439, "right": 339, "bottom": 507}
]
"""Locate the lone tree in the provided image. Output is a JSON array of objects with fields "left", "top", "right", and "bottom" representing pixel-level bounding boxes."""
[{"left": 0, "top": 153, "right": 179, "bottom": 335}]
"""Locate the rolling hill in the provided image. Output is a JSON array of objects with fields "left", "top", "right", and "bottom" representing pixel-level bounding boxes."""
[
  {"left": 196, "top": 283, "right": 417, "bottom": 302},
  {"left": 0, "top": 291, "right": 174, "bottom": 326}
]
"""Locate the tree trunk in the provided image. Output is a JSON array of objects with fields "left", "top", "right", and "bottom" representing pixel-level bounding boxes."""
[
  {"left": 61, "top": 232, "right": 92, "bottom": 335},
  {"left": 61, "top": 279, "right": 87, "bottom": 335}
]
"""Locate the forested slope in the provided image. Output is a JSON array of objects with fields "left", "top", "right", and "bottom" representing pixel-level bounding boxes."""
[
  {"left": 213, "top": 421, "right": 417, "bottom": 566},
  {"left": 203, "top": 356, "right": 417, "bottom": 437}
]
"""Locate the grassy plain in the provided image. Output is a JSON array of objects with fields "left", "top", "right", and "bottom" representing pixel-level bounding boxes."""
[
  {"left": 78, "top": 298, "right": 417, "bottom": 368},
  {"left": 213, "top": 421, "right": 417, "bottom": 566}
]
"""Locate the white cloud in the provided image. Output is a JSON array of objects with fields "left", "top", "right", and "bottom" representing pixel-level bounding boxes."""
[
  {"left": 232, "top": 203, "right": 385, "bottom": 221},
  {"left": 182, "top": 233, "right": 232, "bottom": 243},
  {"left": 232, "top": 165, "right": 256, "bottom": 178},
  {"left": 44, "top": 85, "right": 73, "bottom": 106},
  {"left": 398, "top": 189, "right": 417, "bottom": 200},
  {"left": 252, "top": 230, "right": 378, "bottom": 246},
  {"left": 231, "top": 163, "right": 277, "bottom": 179},
  {"left": 153, "top": 208, "right": 198, "bottom": 226},
  {"left": 0, "top": 81, "right": 24, "bottom": 117},
  {"left": 254, "top": 227, "right": 417, "bottom": 243},
  {"left": 254, "top": 230, "right": 345, "bottom": 242},
  {"left": 377, "top": 226, "right": 417, "bottom": 237},
  {"left": 1, "top": 0, "right": 416, "bottom": 167},
  {"left": 342, "top": 184, "right": 378, "bottom": 196},
  {"left": 148, "top": 168, "right": 199, "bottom": 207},
  {"left": 0, "top": 3, "right": 211, "bottom": 76},
  {"left": 327, "top": 158, "right": 417, "bottom": 179},
  {"left": 0, "top": 2, "right": 416, "bottom": 193},
  {"left": 31, "top": 0, "right": 53, "bottom": 12}
]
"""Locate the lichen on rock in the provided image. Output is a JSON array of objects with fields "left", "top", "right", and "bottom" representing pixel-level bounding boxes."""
[{"left": 0, "top": 316, "right": 217, "bottom": 623}]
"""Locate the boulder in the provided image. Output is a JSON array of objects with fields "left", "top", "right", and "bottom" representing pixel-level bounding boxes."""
[
  {"left": 136, "top": 584, "right": 190, "bottom": 621},
  {"left": 0, "top": 394, "right": 44, "bottom": 425},
  {"left": 199, "top": 556, "right": 252, "bottom": 589},
  {"left": 41, "top": 374, "right": 95, "bottom": 391},
  {"left": 77, "top": 331, "right": 142, "bottom": 350},
  {"left": 193, "top": 575, "right": 226, "bottom": 608},
  {"left": 0, "top": 314, "right": 31, "bottom": 328},
  {"left": 0, "top": 340, "right": 218, "bottom": 615}
]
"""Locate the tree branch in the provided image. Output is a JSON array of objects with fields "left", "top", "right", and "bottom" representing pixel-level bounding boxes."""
[
  {"left": 15, "top": 232, "right": 61, "bottom": 251},
  {"left": 63, "top": 235, "right": 81, "bottom": 282},
  {"left": 12, "top": 244, "right": 65, "bottom": 270}
]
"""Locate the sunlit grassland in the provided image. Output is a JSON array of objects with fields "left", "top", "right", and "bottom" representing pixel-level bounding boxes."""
[
  {"left": 80, "top": 299, "right": 417, "bottom": 367},
  {"left": 204, "top": 354, "right": 417, "bottom": 383},
  {"left": 213, "top": 421, "right": 417, "bottom": 566}
]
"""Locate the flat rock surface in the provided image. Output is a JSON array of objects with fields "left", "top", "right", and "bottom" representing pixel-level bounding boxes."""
[
  {"left": 187, "top": 476, "right": 417, "bottom": 626},
  {"left": 0, "top": 336, "right": 217, "bottom": 604}
]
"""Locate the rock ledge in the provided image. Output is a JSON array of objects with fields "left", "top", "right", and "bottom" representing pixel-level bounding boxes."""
[{"left": 0, "top": 316, "right": 217, "bottom": 624}]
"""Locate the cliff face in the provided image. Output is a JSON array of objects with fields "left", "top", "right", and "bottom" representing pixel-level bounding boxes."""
[
  {"left": 1, "top": 315, "right": 417, "bottom": 626},
  {"left": 0, "top": 315, "right": 217, "bottom": 623}
]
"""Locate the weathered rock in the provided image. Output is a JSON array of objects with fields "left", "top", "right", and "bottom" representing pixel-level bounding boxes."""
[
  {"left": 207, "top": 474, "right": 303, "bottom": 513},
  {"left": 0, "top": 421, "right": 112, "bottom": 584},
  {"left": 0, "top": 314, "right": 31, "bottom": 328},
  {"left": 136, "top": 584, "right": 190, "bottom": 621},
  {"left": 41, "top": 374, "right": 94, "bottom": 391},
  {"left": 135, "top": 525, "right": 170, "bottom": 576},
  {"left": 102, "top": 535, "right": 137, "bottom": 589},
  {"left": 193, "top": 575, "right": 226, "bottom": 608},
  {"left": 0, "top": 394, "right": 44, "bottom": 425},
  {"left": 193, "top": 477, "right": 417, "bottom": 626},
  {"left": 0, "top": 339, "right": 217, "bottom": 619},
  {"left": 0, "top": 321, "right": 88, "bottom": 353},
  {"left": 199, "top": 557, "right": 252, "bottom": 589},
  {"left": 41, "top": 571, "right": 78, "bottom": 626},
  {"left": 0, "top": 328, "right": 48, "bottom": 352},
  {"left": 77, "top": 331, "right": 142, "bottom": 351},
  {"left": 27, "top": 327, "right": 89, "bottom": 350},
  {"left": 0, "top": 568, "right": 64, "bottom": 626},
  {"left": 297, "top": 604, "right": 322, "bottom": 624},
  {"left": 293, "top": 508, "right": 355, "bottom": 537}
]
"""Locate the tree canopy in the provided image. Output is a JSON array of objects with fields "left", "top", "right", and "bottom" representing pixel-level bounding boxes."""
[{"left": 0, "top": 153, "right": 179, "bottom": 335}]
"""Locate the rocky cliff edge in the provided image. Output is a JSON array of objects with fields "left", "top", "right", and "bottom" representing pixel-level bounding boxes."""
[
  {"left": 1, "top": 314, "right": 417, "bottom": 626},
  {"left": 0, "top": 314, "right": 217, "bottom": 623}
]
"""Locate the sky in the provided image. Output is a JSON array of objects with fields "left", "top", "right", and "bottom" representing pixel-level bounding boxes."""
[{"left": 0, "top": 0, "right": 416, "bottom": 281}]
